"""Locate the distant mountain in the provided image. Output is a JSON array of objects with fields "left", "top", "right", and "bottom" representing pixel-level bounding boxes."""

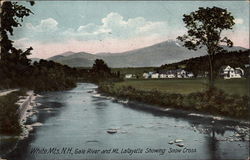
[
  {"left": 101, "top": 40, "right": 206, "bottom": 67},
  {"left": 61, "top": 51, "right": 76, "bottom": 56},
  {"left": 47, "top": 40, "right": 247, "bottom": 68},
  {"left": 47, "top": 52, "right": 98, "bottom": 67},
  {"left": 96, "top": 52, "right": 113, "bottom": 56}
]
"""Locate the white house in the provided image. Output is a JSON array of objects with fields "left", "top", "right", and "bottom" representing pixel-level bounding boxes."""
[
  {"left": 235, "top": 67, "right": 244, "bottom": 76},
  {"left": 158, "top": 69, "right": 193, "bottom": 79},
  {"left": 143, "top": 73, "right": 150, "bottom": 79},
  {"left": 151, "top": 73, "right": 159, "bottom": 78},
  {"left": 175, "top": 69, "right": 187, "bottom": 78},
  {"left": 187, "top": 72, "right": 194, "bottom": 78},
  {"left": 219, "top": 65, "right": 244, "bottom": 79},
  {"left": 125, "top": 74, "right": 133, "bottom": 79},
  {"left": 143, "top": 69, "right": 194, "bottom": 79},
  {"left": 159, "top": 73, "right": 167, "bottom": 78},
  {"left": 167, "top": 74, "right": 175, "bottom": 78},
  {"left": 165, "top": 70, "right": 176, "bottom": 78}
]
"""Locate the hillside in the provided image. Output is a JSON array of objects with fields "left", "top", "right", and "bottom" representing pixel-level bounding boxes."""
[
  {"left": 158, "top": 49, "right": 250, "bottom": 76},
  {"left": 48, "top": 52, "right": 98, "bottom": 67}
]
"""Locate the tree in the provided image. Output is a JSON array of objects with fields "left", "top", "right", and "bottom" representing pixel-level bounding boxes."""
[
  {"left": 177, "top": 7, "right": 235, "bottom": 88},
  {"left": 0, "top": 1, "right": 34, "bottom": 60},
  {"left": 91, "top": 59, "right": 111, "bottom": 75},
  {"left": 0, "top": 1, "right": 34, "bottom": 88}
]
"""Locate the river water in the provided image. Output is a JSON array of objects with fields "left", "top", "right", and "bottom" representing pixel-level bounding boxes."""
[{"left": 3, "top": 83, "right": 249, "bottom": 160}]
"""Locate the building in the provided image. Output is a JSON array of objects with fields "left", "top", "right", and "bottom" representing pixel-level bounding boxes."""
[
  {"left": 159, "top": 73, "right": 167, "bottom": 78},
  {"left": 125, "top": 74, "right": 133, "bottom": 79},
  {"left": 151, "top": 72, "right": 159, "bottom": 78},
  {"left": 187, "top": 72, "right": 194, "bottom": 78},
  {"left": 142, "top": 73, "right": 150, "bottom": 79},
  {"left": 234, "top": 67, "right": 244, "bottom": 77},
  {"left": 219, "top": 65, "right": 244, "bottom": 79},
  {"left": 175, "top": 69, "right": 187, "bottom": 78},
  {"left": 143, "top": 69, "right": 194, "bottom": 79}
]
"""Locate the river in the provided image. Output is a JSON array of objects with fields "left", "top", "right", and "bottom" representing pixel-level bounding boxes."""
[{"left": 3, "top": 83, "right": 249, "bottom": 160}]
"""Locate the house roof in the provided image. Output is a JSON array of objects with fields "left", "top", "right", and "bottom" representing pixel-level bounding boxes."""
[
  {"left": 220, "top": 65, "right": 231, "bottom": 70},
  {"left": 235, "top": 67, "right": 243, "bottom": 70}
]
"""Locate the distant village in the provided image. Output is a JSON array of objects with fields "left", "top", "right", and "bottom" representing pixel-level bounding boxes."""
[{"left": 125, "top": 65, "right": 245, "bottom": 80}]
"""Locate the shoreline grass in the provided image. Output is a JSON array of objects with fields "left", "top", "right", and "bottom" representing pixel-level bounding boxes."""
[
  {"left": 99, "top": 78, "right": 249, "bottom": 120},
  {"left": 0, "top": 90, "right": 27, "bottom": 135}
]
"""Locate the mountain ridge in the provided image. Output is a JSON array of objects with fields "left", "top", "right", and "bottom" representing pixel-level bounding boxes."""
[{"left": 46, "top": 40, "right": 247, "bottom": 68}]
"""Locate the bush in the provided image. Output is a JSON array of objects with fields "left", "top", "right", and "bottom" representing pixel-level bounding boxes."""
[
  {"left": 99, "top": 83, "right": 249, "bottom": 120},
  {"left": 0, "top": 90, "right": 26, "bottom": 135}
]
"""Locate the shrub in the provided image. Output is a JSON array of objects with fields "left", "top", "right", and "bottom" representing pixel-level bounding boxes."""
[
  {"left": 99, "top": 83, "right": 249, "bottom": 120},
  {"left": 0, "top": 91, "right": 25, "bottom": 135}
]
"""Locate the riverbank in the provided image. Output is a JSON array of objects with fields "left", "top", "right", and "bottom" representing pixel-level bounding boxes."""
[
  {"left": 0, "top": 90, "right": 39, "bottom": 135},
  {"left": 0, "top": 90, "right": 40, "bottom": 157},
  {"left": 98, "top": 82, "right": 249, "bottom": 121},
  {"left": 0, "top": 90, "right": 27, "bottom": 135}
]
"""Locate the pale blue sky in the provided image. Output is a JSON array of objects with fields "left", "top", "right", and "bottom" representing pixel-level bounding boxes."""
[{"left": 12, "top": 1, "right": 250, "bottom": 58}]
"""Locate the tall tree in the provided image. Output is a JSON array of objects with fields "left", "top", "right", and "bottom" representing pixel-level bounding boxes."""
[
  {"left": 0, "top": 1, "right": 34, "bottom": 88},
  {"left": 92, "top": 59, "right": 111, "bottom": 74},
  {"left": 177, "top": 7, "right": 235, "bottom": 88}
]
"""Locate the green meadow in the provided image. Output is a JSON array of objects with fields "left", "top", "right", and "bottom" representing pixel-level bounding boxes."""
[{"left": 113, "top": 78, "right": 248, "bottom": 96}]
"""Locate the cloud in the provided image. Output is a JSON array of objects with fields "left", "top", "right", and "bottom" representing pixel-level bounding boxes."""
[
  {"left": 21, "top": 13, "right": 170, "bottom": 44},
  {"left": 63, "top": 12, "right": 169, "bottom": 41},
  {"left": 26, "top": 18, "right": 58, "bottom": 32},
  {"left": 234, "top": 18, "right": 244, "bottom": 24},
  {"left": 14, "top": 12, "right": 249, "bottom": 59}
]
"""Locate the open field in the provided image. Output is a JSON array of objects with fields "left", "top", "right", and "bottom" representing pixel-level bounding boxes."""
[{"left": 114, "top": 78, "right": 248, "bottom": 96}]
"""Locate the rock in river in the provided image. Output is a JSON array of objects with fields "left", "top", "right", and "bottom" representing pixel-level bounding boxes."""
[
  {"left": 176, "top": 143, "right": 184, "bottom": 147},
  {"left": 107, "top": 129, "right": 117, "bottom": 134},
  {"left": 175, "top": 139, "right": 183, "bottom": 143}
]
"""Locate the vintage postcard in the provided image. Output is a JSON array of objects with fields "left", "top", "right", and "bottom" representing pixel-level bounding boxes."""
[{"left": 0, "top": 1, "right": 249, "bottom": 160}]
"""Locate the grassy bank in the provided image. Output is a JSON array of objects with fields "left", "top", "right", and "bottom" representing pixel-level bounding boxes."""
[
  {"left": 99, "top": 79, "right": 249, "bottom": 120},
  {"left": 114, "top": 78, "right": 248, "bottom": 96},
  {"left": 0, "top": 90, "right": 26, "bottom": 135}
]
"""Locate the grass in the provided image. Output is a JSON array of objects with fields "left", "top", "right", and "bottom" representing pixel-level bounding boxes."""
[
  {"left": 113, "top": 78, "right": 248, "bottom": 96},
  {"left": 0, "top": 90, "right": 27, "bottom": 135},
  {"left": 99, "top": 79, "right": 249, "bottom": 119}
]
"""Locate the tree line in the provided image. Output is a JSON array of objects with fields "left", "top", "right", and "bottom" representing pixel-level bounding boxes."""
[{"left": 0, "top": 2, "right": 119, "bottom": 91}]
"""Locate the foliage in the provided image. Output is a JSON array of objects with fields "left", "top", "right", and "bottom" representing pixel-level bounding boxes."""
[
  {"left": 99, "top": 83, "right": 249, "bottom": 120},
  {"left": 177, "top": 7, "right": 235, "bottom": 88},
  {"left": 91, "top": 59, "right": 111, "bottom": 74},
  {"left": 0, "top": 58, "right": 83, "bottom": 91},
  {"left": 89, "top": 59, "right": 122, "bottom": 83},
  {"left": 0, "top": 90, "right": 26, "bottom": 134},
  {"left": 0, "top": 1, "right": 34, "bottom": 60},
  {"left": 0, "top": 2, "right": 84, "bottom": 91},
  {"left": 29, "top": 60, "right": 80, "bottom": 91}
]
